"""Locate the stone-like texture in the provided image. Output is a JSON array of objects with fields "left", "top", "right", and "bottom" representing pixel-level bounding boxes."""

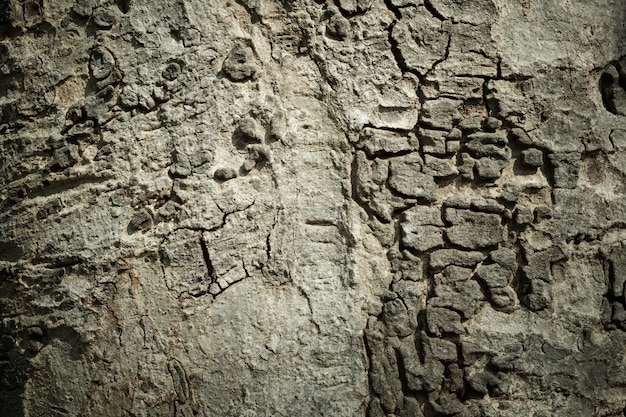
[{"left": 0, "top": 1, "right": 625, "bottom": 416}]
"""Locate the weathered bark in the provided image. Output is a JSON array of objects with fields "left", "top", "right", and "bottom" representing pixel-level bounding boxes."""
[{"left": 1, "top": 1, "right": 626, "bottom": 416}]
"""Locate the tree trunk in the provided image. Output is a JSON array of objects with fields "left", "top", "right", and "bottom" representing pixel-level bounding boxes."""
[{"left": 1, "top": 1, "right": 626, "bottom": 416}]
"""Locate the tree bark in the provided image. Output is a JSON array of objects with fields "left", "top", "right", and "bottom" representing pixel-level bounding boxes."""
[{"left": 1, "top": 1, "right": 626, "bottom": 416}]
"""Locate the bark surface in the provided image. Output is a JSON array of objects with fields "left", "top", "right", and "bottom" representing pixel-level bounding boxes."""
[{"left": 1, "top": 1, "right": 626, "bottom": 416}]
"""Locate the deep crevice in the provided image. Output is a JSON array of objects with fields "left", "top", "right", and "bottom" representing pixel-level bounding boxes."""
[
  {"left": 199, "top": 238, "right": 217, "bottom": 281},
  {"left": 423, "top": 0, "right": 446, "bottom": 21}
]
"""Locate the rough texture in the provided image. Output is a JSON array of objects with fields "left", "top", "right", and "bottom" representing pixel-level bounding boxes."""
[{"left": 0, "top": 1, "right": 625, "bottom": 416}]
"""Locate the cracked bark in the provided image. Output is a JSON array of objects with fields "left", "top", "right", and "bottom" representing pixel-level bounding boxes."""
[{"left": 1, "top": 1, "right": 626, "bottom": 416}]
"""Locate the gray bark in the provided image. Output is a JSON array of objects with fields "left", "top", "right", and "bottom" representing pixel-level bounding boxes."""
[{"left": 1, "top": 0, "right": 626, "bottom": 416}]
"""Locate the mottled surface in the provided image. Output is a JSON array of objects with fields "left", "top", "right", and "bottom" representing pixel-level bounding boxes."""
[{"left": 0, "top": 0, "right": 625, "bottom": 416}]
